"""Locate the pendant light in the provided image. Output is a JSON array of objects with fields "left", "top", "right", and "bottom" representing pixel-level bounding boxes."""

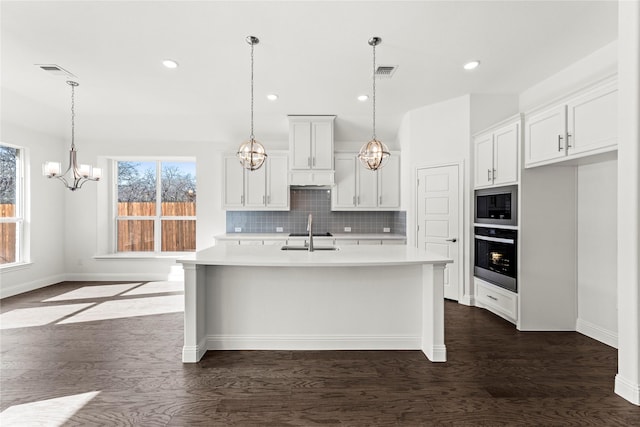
[
  {"left": 43, "top": 81, "right": 101, "bottom": 191},
  {"left": 358, "top": 36, "right": 390, "bottom": 171},
  {"left": 237, "top": 35, "right": 267, "bottom": 171}
]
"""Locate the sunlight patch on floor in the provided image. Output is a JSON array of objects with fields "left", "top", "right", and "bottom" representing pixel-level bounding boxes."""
[
  {"left": 0, "top": 390, "right": 100, "bottom": 427},
  {"left": 0, "top": 304, "right": 93, "bottom": 330},
  {"left": 56, "top": 294, "right": 183, "bottom": 324},
  {"left": 121, "top": 280, "right": 184, "bottom": 296},
  {"left": 42, "top": 283, "right": 143, "bottom": 302}
]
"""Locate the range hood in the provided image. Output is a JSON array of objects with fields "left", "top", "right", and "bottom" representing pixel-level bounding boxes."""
[{"left": 288, "top": 170, "right": 334, "bottom": 187}]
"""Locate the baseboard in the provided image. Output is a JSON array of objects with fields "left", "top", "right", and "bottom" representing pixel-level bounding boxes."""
[
  {"left": 576, "top": 318, "right": 618, "bottom": 348},
  {"left": 615, "top": 374, "right": 640, "bottom": 406},
  {"left": 0, "top": 274, "right": 66, "bottom": 299},
  {"left": 182, "top": 337, "right": 208, "bottom": 363},
  {"left": 422, "top": 344, "right": 447, "bottom": 362},
  {"left": 205, "top": 335, "right": 421, "bottom": 351},
  {"left": 458, "top": 294, "right": 474, "bottom": 306}
]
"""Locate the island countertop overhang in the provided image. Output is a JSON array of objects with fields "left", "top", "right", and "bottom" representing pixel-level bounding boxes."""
[{"left": 177, "top": 244, "right": 452, "bottom": 268}]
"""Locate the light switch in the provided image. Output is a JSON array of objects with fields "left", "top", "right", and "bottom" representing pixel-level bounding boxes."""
[
  {"left": 234, "top": 227, "right": 242, "bottom": 232},
  {"left": 344, "top": 227, "right": 351, "bottom": 232}
]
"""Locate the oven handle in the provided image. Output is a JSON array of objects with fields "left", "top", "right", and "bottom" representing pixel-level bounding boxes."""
[{"left": 474, "top": 235, "right": 515, "bottom": 244}]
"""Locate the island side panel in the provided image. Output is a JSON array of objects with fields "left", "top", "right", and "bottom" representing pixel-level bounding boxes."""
[
  {"left": 421, "top": 263, "right": 447, "bottom": 362},
  {"left": 202, "top": 265, "right": 423, "bottom": 351},
  {"left": 182, "top": 263, "right": 207, "bottom": 363}
]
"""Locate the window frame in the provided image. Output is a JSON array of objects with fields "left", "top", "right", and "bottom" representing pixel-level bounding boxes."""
[
  {"left": 113, "top": 159, "right": 196, "bottom": 255},
  {"left": 0, "top": 143, "right": 26, "bottom": 268}
]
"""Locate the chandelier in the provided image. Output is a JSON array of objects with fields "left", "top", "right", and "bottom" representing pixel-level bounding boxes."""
[
  {"left": 358, "top": 36, "right": 390, "bottom": 171},
  {"left": 237, "top": 35, "right": 267, "bottom": 171},
  {"left": 43, "top": 81, "right": 101, "bottom": 190}
]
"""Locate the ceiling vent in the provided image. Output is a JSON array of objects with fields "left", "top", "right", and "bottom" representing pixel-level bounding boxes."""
[
  {"left": 36, "top": 64, "right": 77, "bottom": 78},
  {"left": 374, "top": 65, "right": 398, "bottom": 78}
]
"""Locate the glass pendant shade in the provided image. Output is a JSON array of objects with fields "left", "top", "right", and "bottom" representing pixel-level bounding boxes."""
[
  {"left": 237, "top": 138, "right": 267, "bottom": 171},
  {"left": 358, "top": 138, "right": 390, "bottom": 170}
]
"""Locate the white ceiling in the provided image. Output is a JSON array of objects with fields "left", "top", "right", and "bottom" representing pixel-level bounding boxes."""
[{"left": 1, "top": 1, "right": 618, "bottom": 149}]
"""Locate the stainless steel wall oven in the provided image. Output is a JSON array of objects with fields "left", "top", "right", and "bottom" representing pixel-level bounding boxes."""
[{"left": 474, "top": 226, "right": 517, "bottom": 292}]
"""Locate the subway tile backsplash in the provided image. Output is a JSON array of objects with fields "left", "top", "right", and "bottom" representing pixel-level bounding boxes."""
[{"left": 226, "top": 188, "right": 406, "bottom": 235}]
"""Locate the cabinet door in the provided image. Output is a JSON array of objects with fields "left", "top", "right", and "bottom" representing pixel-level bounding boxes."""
[
  {"left": 266, "top": 155, "right": 289, "bottom": 209},
  {"left": 524, "top": 105, "right": 567, "bottom": 167},
  {"left": 474, "top": 133, "right": 494, "bottom": 188},
  {"left": 356, "top": 165, "right": 378, "bottom": 208},
  {"left": 223, "top": 156, "right": 244, "bottom": 208},
  {"left": 290, "top": 121, "right": 312, "bottom": 169},
  {"left": 244, "top": 165, "right": 266, "bottom": 208},
  {"left": 378, "top": 154, "right": 400, "bottom": 208},
  {"left": 311, "top": 121, "right": 333, "bottom": 170},
  {"left": 332, "top": 155, "right": 356, "bottom": 209},
  {"left": 493, "top": 122, "right": 519, "bottom": 186},
  {"left": 567, "top": 81, "right": 617, "bottom": 156}
]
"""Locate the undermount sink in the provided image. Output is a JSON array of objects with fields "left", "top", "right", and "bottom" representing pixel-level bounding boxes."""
[{"left": 280, "top": 245, "right": 340, "bottom": 251}]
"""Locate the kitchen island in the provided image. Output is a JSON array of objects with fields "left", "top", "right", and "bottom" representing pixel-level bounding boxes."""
[{"left": 177, "top": 244, "right": 452, "bottom": 363}]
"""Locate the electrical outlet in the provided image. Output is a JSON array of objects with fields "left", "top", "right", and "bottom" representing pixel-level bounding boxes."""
[
  {"left": 234, "top": 227, "right": 242, "bottom": 232},
  {"left": 344, "top": 227, "right": 351, "bottom": 232},
  {"left": 383, "top": 227, "right": 391, "bottom": 233},
  {"left": 276, "top": 227, "right": 283, "bottom": 232}
]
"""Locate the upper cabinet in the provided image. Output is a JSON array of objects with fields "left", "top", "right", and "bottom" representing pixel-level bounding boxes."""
[
  {"left": 222, "top": 152, "right": 289, "bottom": 210},
  {"left": 524, "top": 78, "right": 617, "bottom": 168},
  {"left": 474, "top": 116, "right": 520, "bottom": 189},
  {"left": 288, "top": 115, "right": 335, "bottom": 185},
  {"left": 332, "top": 152, "right": 400, "bottom": 211}
]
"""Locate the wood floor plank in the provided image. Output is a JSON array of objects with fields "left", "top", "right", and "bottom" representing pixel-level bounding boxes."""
[{"left": 1, "top": 281, "right": 639, "bottom": 426}]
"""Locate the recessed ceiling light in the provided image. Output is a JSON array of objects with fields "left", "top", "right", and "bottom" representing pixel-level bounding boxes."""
[
  {"left": 162, "top": 59, "right": 179, "bottom": 69},
  {"left": 266, "top": 93, "right": 279, "bottom": 101},
  {"left": 463, "top": 60, "right": 480, "bottom": 70},
  {"left": 357, "top": 94, "right": 369, "bottom": 102}
]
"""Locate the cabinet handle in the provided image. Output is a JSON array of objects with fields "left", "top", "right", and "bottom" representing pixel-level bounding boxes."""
[
  {"left": 241, "top": 195, "right": 244, "bottom": 204},
  {"left": 353, "top": 196, "right": 356, "bottom": 205},
  {"left": 487, "top": 295, "right": 498, "bottom": 301},
  {"left": 312, "top": 157, "right": 316, "bottom": 167},
  {"left": 263, "top": 195, "right": 265, "bottom": 204},
  {"left": 487, "top": 169, "right": 492, "bottom": 181},
  {"left": 267, "top": 195, "right": 271, "bottom": 204},
  {"left": 492, "top": 169, "right": 496, "bottom": 181},
  {"left": 308, "top": 157, "right": 311, "bottom": 167},
  {"left": 567, "top": 133, "right": 572, "bottom": 148},
  {"left": 379, "top": 195, "right": 382, "bottom": 205},
  {"left": 357, "top": 196, "right": 360, "bottom": 205},
  {"left": 558, "top": 134, "right": 564, "bottom": 152}
]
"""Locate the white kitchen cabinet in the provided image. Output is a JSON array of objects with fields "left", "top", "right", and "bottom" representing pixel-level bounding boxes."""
[
  {"left": 288, "top": 116, "right": 335, "bottom": 185},
  {"left": 474, "top": 277, "right": 518, "bottom": 324},
  {"left": 524, "top": 78, "right": 617, "bottom": 168},
  {"left": 332, "top": 152, "right": 400, "bottom": 210},
  {"left": 474, "top": 117, "right": 520, "bottom": 189},
  {"left": 222, "top": 152, "right": 289, "bottom": 210}
]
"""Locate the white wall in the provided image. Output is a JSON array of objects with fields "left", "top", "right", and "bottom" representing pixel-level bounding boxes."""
[
  {"left": 1, "top": 121, "right": 67, "bottom": 298},
  {"left": 576, "top": 159, "right": 618, "bottom": 347}
]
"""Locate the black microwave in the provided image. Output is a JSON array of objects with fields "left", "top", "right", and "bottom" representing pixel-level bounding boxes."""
[{"left": 474, "top": 185, "right": 518, "bottom": 226}]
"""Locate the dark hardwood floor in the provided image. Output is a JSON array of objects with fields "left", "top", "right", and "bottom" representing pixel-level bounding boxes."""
[{"left": 1, "top": 281, "right": 638, "bottom": 426}]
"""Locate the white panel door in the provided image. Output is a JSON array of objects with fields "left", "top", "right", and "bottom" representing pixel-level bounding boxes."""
[
  {"left": 524, "top": 105, "right": 567, "bottom": 166},
  {"left": 417, "top": 165, "right": 460, "bottom": 301},
  {"left": 290, "top": 121, "right": 311, "bottom": 169},
  {"left": 311, "top": 121, "right": 333, "bottom": 170},
  {"left": 378, "top": 154, "right": 401, "bottom": 208},
  {"left": 356, "top": 166, "right": 378, "bottom": 208},
  {"left": 332, "top": 155, "right": 356, "bottom": 209},
  {"left": 244, "top": 165, "right": 266, "bottom": 208}
]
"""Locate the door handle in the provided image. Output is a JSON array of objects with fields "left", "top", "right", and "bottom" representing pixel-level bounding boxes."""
[{"left": 445, "top": 238, "right": 457, "bottom": 242}]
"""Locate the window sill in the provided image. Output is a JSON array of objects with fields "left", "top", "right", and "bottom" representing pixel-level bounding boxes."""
[
  {"left": 0, "top": 261, "right": 33, "bottom": 273},
  {"left": 93, "top": 253, "right": 191, "bottom": 261}
]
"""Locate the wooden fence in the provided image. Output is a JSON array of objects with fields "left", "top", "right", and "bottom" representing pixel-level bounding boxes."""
[
  {"left": 0, "top": 202, "right": 196, "bottom": 262},
  {"left": 117, "top": 202, "right": 196, "bottom": 252},
  {"left": 1, "top": 204, "right": 16, "bottom": 264}
]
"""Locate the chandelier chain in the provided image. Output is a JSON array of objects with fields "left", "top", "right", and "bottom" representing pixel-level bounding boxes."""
[
  {"left": 250, "top": 40, "right": 254, "bottom": 140},
  {"left": 372, "top": 42, "right": 376, "bottom": 140},
  {"left": 70, "top": 83, "right": 76, "bottom": 150}
]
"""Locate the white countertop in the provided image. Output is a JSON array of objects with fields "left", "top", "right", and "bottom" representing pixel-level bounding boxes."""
[
  {"left": 178, "top": 244, "right": 450, "bottom": 267},
  {"left": 215, "top": 233, "right": 406, "bottom": 241}
]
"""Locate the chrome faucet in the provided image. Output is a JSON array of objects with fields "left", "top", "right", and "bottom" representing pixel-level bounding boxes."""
[{"left": 307, "top": 213, "right": 314, "bottom": 252}]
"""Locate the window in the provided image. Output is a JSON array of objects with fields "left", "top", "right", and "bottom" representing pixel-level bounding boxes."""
[
  {"left": 116, "top": 160, "right": 196, "bottom": 253},
  {"left": 0, "top": 144, "right": 24, "bottom": 266}
]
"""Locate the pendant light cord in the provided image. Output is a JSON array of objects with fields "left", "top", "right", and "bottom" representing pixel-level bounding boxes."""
[
  {"left": 372, "top": 42, "right": 376, "bottom": 140},
  {"left": 250, "top": 40, "right": 255, "bottom": 140}
]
